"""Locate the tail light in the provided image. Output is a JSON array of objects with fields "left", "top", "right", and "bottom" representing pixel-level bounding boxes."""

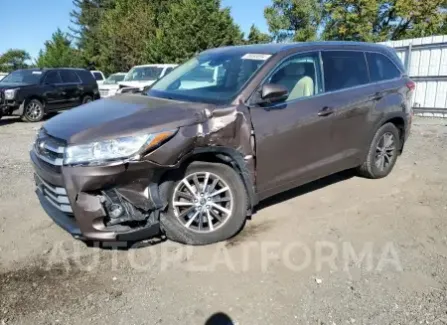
[{"left": 406, "top": 80, "right": 416, "bottom": 91}]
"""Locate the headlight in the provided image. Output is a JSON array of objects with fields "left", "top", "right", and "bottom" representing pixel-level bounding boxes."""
[
  {"left": 64, "top": 130, "right": 177, "bottom": 166},
  {"left": 4, "top": 89, "right": 17, "bottom": 100}
]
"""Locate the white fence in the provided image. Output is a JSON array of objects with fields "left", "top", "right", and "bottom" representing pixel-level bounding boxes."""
[{"left": 381, "top": 36, "right": 447, "bottom": 117}]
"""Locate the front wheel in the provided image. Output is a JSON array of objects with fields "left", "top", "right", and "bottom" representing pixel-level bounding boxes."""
[
  {"left": 22, "top": 99, "right": 45, "bottom": 122},
  {"left": 357, "top": 123, "right": 400, "bottom": 179},
  {"left": 82, "top": 95, "right": 93, "bottom": 104},
  {"left": 160, "top": 162, "right": 248, "bottom": 245}
]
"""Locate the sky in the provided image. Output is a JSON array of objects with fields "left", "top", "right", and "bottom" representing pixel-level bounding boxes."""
[{"left": 0, "top": 0, "right": 271, "bottom": 61}]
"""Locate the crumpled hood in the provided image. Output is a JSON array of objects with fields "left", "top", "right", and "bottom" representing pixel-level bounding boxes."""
[{"left": 43, "top": 94, "right": 212, "bottom": 144}]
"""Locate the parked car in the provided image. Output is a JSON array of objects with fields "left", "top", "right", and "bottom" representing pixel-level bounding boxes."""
[
  {"left": 31, "top": 42, "right": 414, "bottom": 245},
  {"left": 91, "top": 70, "right": 106, "bottom": 85},
  {"left": 0, "top": 68, "right": 99, "bottom": 122},
  {"left": 117, "top": 64, "right": 177, "bottom": 92},
  {"left": 99, "top": 72, "right": 127, "bottom": 98}
]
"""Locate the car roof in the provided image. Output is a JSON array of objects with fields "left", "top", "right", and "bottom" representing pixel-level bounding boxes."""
[{"left": 202, "top": 41, "right": 393, "bottom": 56}]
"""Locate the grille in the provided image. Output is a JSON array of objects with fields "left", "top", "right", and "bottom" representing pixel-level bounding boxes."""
[
  {"left": 99, "top": 89, "right": 109, "bottom": 97},
  {"left": 0, "top": 90, "right": 4, "bottom": 105},
  {"left": 35, "top": 173, "right": 73, "bottom": 214},
  {"left": 34, "top": 129, "right": 66, "bottom": 167}
]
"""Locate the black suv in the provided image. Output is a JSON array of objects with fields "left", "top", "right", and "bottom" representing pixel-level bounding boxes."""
[{"left": 0, "top": 68, "right": 99, "bottom": 122}]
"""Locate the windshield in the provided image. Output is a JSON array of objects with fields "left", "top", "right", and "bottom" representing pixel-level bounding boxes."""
[
  {"left": 103, "top": 74, "right": 125, "bottom": 85},
  {"left": 0, "top": 70, "right": 43, "bottom": 84},
  {"left": 124, "top": 66, "right": 164, "bottom": 81},
  {"left": 148, "top": 52, "right": 270, "bottom": 104}
]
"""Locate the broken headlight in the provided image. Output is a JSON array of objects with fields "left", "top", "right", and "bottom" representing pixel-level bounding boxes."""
[{"left": 64, "top": 130, "right": 177, "bottom": 166}]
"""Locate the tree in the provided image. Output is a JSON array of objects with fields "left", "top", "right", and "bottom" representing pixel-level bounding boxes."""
[
  {"left": 264, "top": 0, "right": 447, "bottom": 43},
  {"left": 70, "top": 0, "right": 115, "bottom": 67},
  {"left": 322, "top": 0, "right": 447, "bottom": 41},
  {"left": 322, "top": 0, "right": 379, "bottom": 41},
  {"left": 264, "top": 0, "right": 322, "bottom": 42},
  {"left": 148, "top": 0, "right": 244, "bottom": 64},
  {"left": 36, "top": 29, "right": 81, "bottom": 68},
  {"left": 97, "top": 0, "right": 157, "bottom": 73},
  {"left": 246, "top": 24, "right": 272, "bottom": 44},
  {"left": 0, "top": 49, "right": 31, "bottom": 72}
]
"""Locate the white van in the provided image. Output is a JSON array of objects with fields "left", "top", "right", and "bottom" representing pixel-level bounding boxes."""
[{"left": 118, "top": 64, "right": 177, "bottom": 91}]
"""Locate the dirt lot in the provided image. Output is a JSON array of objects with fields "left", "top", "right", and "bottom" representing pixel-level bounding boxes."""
[{"left": 0, "top": 116, "right": 446, "bottom": 325}]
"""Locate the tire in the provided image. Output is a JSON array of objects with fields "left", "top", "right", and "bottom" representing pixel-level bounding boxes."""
[
  {"left": 82, "top": 95, "right": 93, "bottom": 104},
  {"left": 22, "top": 99, "right": 45, "bottom": 122},
  {"left": 357, "top": 123, "right": 400, "bottom": 179},
  {"left": 160, "top": 161, "right": 248, "bottom": 245}
]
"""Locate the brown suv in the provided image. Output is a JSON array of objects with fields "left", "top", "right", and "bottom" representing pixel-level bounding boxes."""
[{"left": 30, "top": 42, "right": 414, "bottom": 245}]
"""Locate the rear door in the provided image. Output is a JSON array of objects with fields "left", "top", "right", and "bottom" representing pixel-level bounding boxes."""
[
  {"left": 42, "top": 70, "right": 64, "bottom": 110},
  {"left": 59, "top": 70, "right": 83, "bottom": 108},
  {"left": 250, "top": 51, "right": 339, "bottom": 198},
  {"left": 319, "top": 50, "right": 377, "bottom": 167}
]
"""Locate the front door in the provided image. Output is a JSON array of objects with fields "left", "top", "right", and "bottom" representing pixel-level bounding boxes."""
[
  {"left": 249, "top": 52, "right": 339, "bottom": 199},
  {"left": 42, "top": 70, "right": 65, "bottom": 110}
]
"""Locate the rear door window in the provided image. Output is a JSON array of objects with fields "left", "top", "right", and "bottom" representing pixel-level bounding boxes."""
[
  {"left": 76, "top": 70, "right": 96, "bottom": 84},
  {"left": 366, "top": 52, "right": 402, "bottom": 82},
  {"left": 93, "top": 72, "right": 104, "bottom": 81},
  {"left": 322, "top": 51, "right": 368, "bottom": 92},
  {"left": 44, "top": 71, "right": 62, "bottom": 84},
  {"left": 60, "top": 70, "right": 81, "bottom": 83}
]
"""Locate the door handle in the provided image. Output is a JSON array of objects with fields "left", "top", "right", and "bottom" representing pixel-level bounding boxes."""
[
  {"left": 318, "top": 106, "right": 334, "bottom": 117},
  {"left": 373, "top": 92, "right": 383, "bottom": 101}
]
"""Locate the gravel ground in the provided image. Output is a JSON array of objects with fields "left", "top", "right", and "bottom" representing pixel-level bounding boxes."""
[{"left": 0, "top": 116, "right": 446, "bottom": 325}]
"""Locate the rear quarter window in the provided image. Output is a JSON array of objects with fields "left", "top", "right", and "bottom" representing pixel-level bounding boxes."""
[
  {"left": 76, "top": 70, "right": 96, "bottom": 85},
  {"left": 366, "top": 52, "right": 402, "bottom": 82}
]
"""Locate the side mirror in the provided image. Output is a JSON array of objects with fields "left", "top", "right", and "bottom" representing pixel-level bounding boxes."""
[{"left": 259, "top": 84, "right": 289, "bottom": 104}]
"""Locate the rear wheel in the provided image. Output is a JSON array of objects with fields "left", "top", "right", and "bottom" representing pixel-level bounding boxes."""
[
  {"left": 357, "top": 123, "right": 400, "bottom": 179},
  {"left": 160, "top": 162, "right": 248, "bottom": 245},
  {"left": 22, "top": 99, "right": 44, "bottom": 122}
]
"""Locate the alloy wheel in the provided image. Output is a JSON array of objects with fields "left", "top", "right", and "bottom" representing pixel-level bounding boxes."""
[
  {"left": 375, "top": 132, "right": 396, "bottom": 172},
  {"left": 26, "top": 102, "right": 42, "bottom": 121},
  {"left": 172, "top": 172, "right": 233, "bottom": 233}
]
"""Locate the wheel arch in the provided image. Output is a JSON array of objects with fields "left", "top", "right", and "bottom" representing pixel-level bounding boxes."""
[
  {"left": 18, "top": 95, "right": 46, "bottom": 117},
  {"left": 160, "top": 147, "right": 258, "bottom": 215}
]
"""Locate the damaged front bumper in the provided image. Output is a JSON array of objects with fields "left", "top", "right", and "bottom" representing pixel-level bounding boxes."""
[{"left": 31, "top": 149, "right": 166, "bottom": 242}]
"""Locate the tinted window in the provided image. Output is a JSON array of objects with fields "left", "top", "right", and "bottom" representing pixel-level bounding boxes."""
[
  {"left": 76, "top": 70, "right": 96, "bottom": 84},
  {"left": 60, "top": 70, "right": 81, "bottom": 83},
  {"left": 367, "top": 52, "right": 402, "bottom": 82},
  {"left": 322, "top": 51, "right": 368, "bottom": 92},
  {"left": 93, "top": 72, "right": 104, "bottom": 80},
  {"left": 267, "top": 52, "right": 322, "bottom": 101},
  {"left": 44, "top": 71, "right": 62, "bottom": 84}
]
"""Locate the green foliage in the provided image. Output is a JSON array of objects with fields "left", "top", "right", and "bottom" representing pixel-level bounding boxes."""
[
  {"left": 322, "top": 0, "right": 447, "bottom": 41},
  {"left": 246, "top": 24, "right": 272, "bottom": 44},
  {"left": 35, "top": 29, "right": 81, "bottom": 68},
  {"left": 70, "top": 0, "right": 115, "bottom": 68},
  {"left": 0, "top": 49, "right": 31, "bottom": 72},
  {"left": 264, "top": 0, "right": 322, "bottom": 42},
  {"left": 148, "top": 0, "right": 244, "bottom": 64},
  {"left": 265, "top": 0, "right": 447, "bottom": 42},
  {"left": 97, "top": 0, "right": 157, "bottom": 74}
]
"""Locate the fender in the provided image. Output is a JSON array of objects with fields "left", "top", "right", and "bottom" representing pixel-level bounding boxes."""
[{"left": 188, "top": 147, "right": 258, "bottom": 214}]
